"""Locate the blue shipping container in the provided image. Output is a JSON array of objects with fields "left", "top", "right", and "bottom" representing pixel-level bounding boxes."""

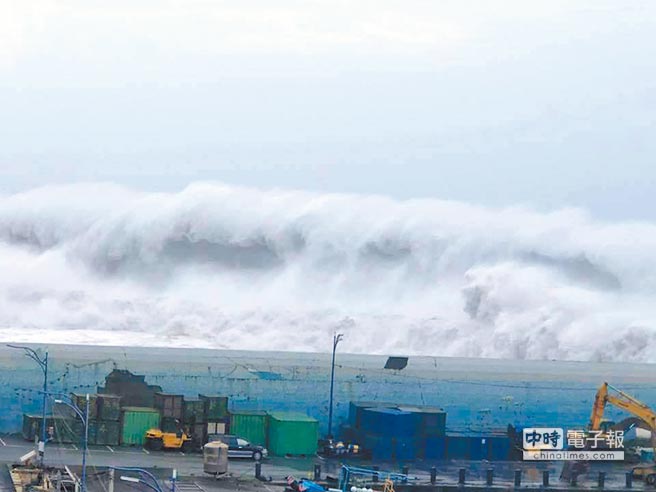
[
  {"left": 424, "top": 436, "right": 446, "bottom": 460},
  {"left": 349, "top": 401, "right": 393, "bottom": 429},
  {"left": 395, "top": 438, "right": 417, "bottom": 462},
  {"left": 469, "top": 437, "right": 487, "bottom": 460},
  {"left": 447, "top": 436, "right": 471, "bottom": 459},
  {"left": 360, "top": 408, "right": 420, "bottom": 438},
  {"left": 362, "top": 432, "right": 394, "bottom": 462},
  {"left": 398, "top": 405, "right": 446, "bottom": 436},
  {"left": 487, "top": 436, "right": 512, "bottom": 461}
]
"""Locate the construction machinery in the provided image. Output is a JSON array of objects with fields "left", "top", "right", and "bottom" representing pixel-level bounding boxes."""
[
  {"left": 589, "top": 382, "right": 656, "bottom": 484},
  {"left": 144, "top": 424, "right": 193, "bottom": 452}
]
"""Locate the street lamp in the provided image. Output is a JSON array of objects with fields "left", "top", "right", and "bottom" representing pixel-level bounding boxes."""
[
  {"left": 113, "top": 467, "right": 165, "bottom": 492},
  {"left": 55, "top": 394, "right": 89, "bottom": 492},
  {"left": 7, "top": 344, "right": 49, "bottom": 466},
  {"left": 328, "top": 333, "right": 344, "bottom": 439}
]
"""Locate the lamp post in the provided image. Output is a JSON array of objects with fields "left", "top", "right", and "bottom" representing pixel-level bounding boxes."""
[
  {"left": 328, "top": 333, "right": 343, "bottom": 439},
  {"left": 113, "top": 467, "right": 164, "bottom": 492},
  {"left": 55, "top": 394, "right": 89, "bottom": 492},
  {"left": 7, "top": 344, "right": 48, "bottom": 466}
]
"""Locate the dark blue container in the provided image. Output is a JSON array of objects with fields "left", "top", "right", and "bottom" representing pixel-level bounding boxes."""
[
  {"left": 362, "top": 432, "right": 394, "bottom": 461},
  {"left": 424, "top": 436, "right": 447, "bottom": 460},
  {"left": 487, "top": 436, "right": 512, "bottom": 461},
  {"left": 446, "top": 435, "right": 471, "bottom": 459},
  {"left": 395, "top": 438, "right": 417, "bottom": 462},
  {"left": 398, "top": 406, "right": 446, "bottom": 436},
  {"left": 469, "top": 437, "right": 487, "bottom": 460},
  {"left": 349, "top": 401, "right": 391, "bottom": 429},
  {"left": 360, "top": 408, "right": 419, "bottom": 438}
]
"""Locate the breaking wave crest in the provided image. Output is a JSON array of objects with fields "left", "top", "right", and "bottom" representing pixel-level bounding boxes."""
[{"left": 1, "top": 182, "right": 656, "bottom": 361}]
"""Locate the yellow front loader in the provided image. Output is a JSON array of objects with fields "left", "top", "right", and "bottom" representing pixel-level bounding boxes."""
[{"left": 145, "top": 428, "right": 193, "bottom": 452}]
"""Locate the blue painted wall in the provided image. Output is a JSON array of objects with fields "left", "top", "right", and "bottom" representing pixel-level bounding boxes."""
[{"left": 1, "top": 344, "right": 655, "bottom": 437}]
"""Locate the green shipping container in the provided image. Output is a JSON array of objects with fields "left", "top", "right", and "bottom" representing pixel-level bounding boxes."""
[
  {"left": 120, "top": 407, "right": 160, "bottom": 446},
  {"left": 230, "top": 411, "right": 268, "bottom": 447},
  {"left": 267, "top": 412, "right": 318, "bottom": 456},
  {"left": 199, "top": 394, "right": 228, "bottom": 420}
]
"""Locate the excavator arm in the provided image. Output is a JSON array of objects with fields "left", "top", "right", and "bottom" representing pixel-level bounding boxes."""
[{"left": 589, "top": 382, "right": 656, "bottom": 433}]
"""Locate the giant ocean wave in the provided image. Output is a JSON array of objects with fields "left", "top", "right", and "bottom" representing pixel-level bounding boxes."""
[{"left": 1, "top": 182, "right": 655, "bottom": 361}]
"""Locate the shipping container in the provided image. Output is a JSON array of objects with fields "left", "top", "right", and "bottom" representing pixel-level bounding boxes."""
[
  {"left": 424, "top": 436, "right": 447, "bottom": 460},
  {"left": 361, "top": 432, "right": 394, "bottom": 462},
  {"left": 397, "top": 406, "right": 446, "bottom": 436},
  {"left": 446, "top": 435, "right": 471, "bottom": 459},
  {"left": 71, "top": 393, "right": 98, "bottom": 420},
  {"left": 206, "top": 420, "right": 229, "bottom": 435},
  {"left": 95, "top": 420, "right": 120, "bottom": 446},
  {"left": 487, "top": 436, "right": 512, "bottom": 461},
  {"left": 120, "top": 407, "right": 160, "bottom": 446},
  {"left": 183, "top": 399, "right": 206, "bottom": 424},
  {"left": 395, "top": 437, "right": 418, "bottom": 462},
  {"left": 101, "top": 369, "right": 162, "bottom": 408},
  {"left": 22, "top": 414, "right": 77, "bottom": 444},
  {"left": 191, "top": 422, "right": 207, "bottom": 446},
  {"left": 153, "top": 393, "right": 184, "bottom": 420},
  {"left": 230, "top": 411, "right": 268, "bottom": 447},
  {"left": 267, "top": 411, "right": 318, "bottom": 456},
  {"left": 199, "top": 394, "right": 229, "bottom": 420},
  {"left": 360, "top": 408, "right": 419, "bottom": 438},
  {"left": 348, "top": 401, "right": 395, "bottom": 429},
  {"left": 469, "top": 437, "right": 487, "bottom": 460},
  {"left": 97, "top": 394, "right": 121, "bottom": 421},
  {"left": 72, "top": 420, "right": 98, "bottom": 445}
]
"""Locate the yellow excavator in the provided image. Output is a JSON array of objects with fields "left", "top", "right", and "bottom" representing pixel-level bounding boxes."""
[{"left": 589, "top": 382, "right": 656, "bottom": 484}]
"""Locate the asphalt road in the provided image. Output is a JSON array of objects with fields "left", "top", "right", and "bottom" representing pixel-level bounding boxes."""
[
  {"left": 0, "top": 435, "right": 315, "bottom": 481},
  {"left": 0, "top": 435, "right": 644, "bottom": 490}
]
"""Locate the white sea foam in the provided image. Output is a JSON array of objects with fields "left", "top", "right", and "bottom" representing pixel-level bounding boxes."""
[{"left": 1, "top": 182, "right": 655, "bottom": 361}]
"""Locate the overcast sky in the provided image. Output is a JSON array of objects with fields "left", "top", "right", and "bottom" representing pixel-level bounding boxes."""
[{"left": 2, "top": 1, "right": 655, "bottom": 220}]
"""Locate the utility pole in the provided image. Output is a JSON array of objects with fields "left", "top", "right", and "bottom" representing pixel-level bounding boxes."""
[
  {"left": 55, "top": 394, "right": 89, "bottom": 492},
  {"left": 7, "top": 345, "right": 49, "bottom": 466},
  {"left": 328, "top": 333, "right": 343, "bottom": 439}
]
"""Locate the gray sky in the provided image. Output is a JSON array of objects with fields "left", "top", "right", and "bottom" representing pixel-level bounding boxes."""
[{"left": 2, "top": 0, "right": 655, "bottom": 221}]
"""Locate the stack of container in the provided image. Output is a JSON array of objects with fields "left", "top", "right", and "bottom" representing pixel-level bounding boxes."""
[
  {"left": 154, "top": 392, "right": 184, "bottom": 433},
  {"left": 95, "top": 394, "right": 121, "bottom": 446},
  {"left": 267, "top": 411, "right": 318, "bottom": 456},
  {"left": 200, "top": 394, "right": 229, "bottom": 437},
  {"left": 71, "top": 393, "right": 99, "bottom": 445},
  {"left": 347, "top": 402, "right": 447, "bottom": 462},
  {"left": 183, "top": 399, "right": 207, "bottom": 446}
]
